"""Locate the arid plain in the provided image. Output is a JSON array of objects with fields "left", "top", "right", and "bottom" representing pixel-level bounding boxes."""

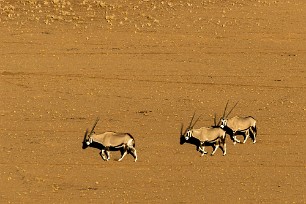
[{"left": 0, "top": 0, "right": 305, "bottom": 203}]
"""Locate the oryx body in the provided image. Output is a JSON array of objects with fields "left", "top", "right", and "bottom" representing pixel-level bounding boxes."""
[
  {"left": 219, "top": 101, "right": 257, "bottom": 144},
  {"left": 82, "top": 118, "right": 137, "bottom": 162},
  {"left": 180, "top": 113, "right": 227, "bottom": 156},
  {"left": 185, "top": 127, "right": 227, "bottom": 156},
  {"left": 221, "top": 116, "right": 257, "bottom": 144}
]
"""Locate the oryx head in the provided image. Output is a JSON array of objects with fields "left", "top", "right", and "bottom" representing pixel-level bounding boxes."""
[
  {"left": 184, "top": 129, "right": 193, "bottom": 141},
  {"left": 220, "top": 118, "right": 227, "bottom": 128},
  {"left": 219, "top": 101, "right": 238, "bottom": 128},
  {"left": 82, "top": 117, "right": 99, "bottom": 149},
  {"left": 180, "top": 112, "right": 200, "bottom": 144}
]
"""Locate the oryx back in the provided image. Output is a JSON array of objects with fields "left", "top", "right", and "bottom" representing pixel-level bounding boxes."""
[
  {"left": 196, "top": 127, "right": 226, "bottom": 142},
  {"left": 91, "top": 132, "right": 135, "bottom": 148},
  {"left": 227, "top": 116, "right": 256, "bottom": 132}
]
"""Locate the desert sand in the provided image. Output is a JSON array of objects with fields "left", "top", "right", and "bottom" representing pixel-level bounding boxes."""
[{"left": 0, "top": 0, "right": 305, "bottom": 203}]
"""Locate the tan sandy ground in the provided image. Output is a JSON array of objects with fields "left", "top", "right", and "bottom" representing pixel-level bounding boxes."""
[{"left": 0, "top": 0, "right": 305, "bottom": 203}]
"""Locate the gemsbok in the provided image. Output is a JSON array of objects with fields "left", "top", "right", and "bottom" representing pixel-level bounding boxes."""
[
  {"left": 219, "top": 101, "right": 257, "bottom": 144},
  {"left": 82, "top": 118, "right": 137, "bottom": 162},
  {"left": 180, "top": 113, "right": 227, "bottom": 156}
]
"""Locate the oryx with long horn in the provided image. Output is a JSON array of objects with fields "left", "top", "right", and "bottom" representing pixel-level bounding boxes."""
[
  {"left": 219, "top": 101, "right": 257, "bottom": 144},
  {"left": 180, "top": 113, "right": 227, "bottom": 156},
  {"left": 82, "top": 118, "right": 137, "bottom": 162}
]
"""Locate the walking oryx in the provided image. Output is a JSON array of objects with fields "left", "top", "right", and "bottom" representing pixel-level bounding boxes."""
[
  {"left": 180, "top": 113, "right": 227, "bottom": 156},
  {"left": 82, "top": 118, "right": 137, "bottom": 162},
  {"left": 219, "top": 101, "right": 257, "bottom": 144}
]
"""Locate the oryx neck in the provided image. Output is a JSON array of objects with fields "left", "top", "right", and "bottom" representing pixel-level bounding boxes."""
[{"left": 190, "top": 128, "right": 201, "bottom": 138}]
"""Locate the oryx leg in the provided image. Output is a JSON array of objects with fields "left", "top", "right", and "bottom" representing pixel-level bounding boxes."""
[
  {"left": 201, "top": 148, "right": 207, "bottom": 156},
  {"left": 243, "top": 129, "right": 250, "bottom": 144},
  {"left": 220, "top": 138, "right": 227, "bottom": 156},
  {"left": 250, "top": 127, "right": 256, "bottom": 143},
  {"left": 199, "top": 143, "right": 207, "bottom": 156},
  {"left": 100, "top": 149, "right": 108, "bottom": 161},
  {"left": 232, "top": 132, "right": 241, "bottom": 145},
  {"left": 211, "top": 144, "right": 219, "bottom": 156},
  {"left": 211, "top": 140, "right": 221, "bottom": 156},
  {"left": 233, "top": 137, "right": 241, "bottom": 144},
  {"left": 197, "top": 143, "right": 203, "bottom": 152},
  {"left": 129, "top": 147, "right": 138, "bottom": 162},
  {"left": 104, "top": 150, "right": 110, "bottom": 161},
  {"left": 118, "top": 147, "right": 128, "bottom": 162}
]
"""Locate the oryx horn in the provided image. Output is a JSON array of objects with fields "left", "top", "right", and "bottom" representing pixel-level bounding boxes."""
[
  {"left": 83, "top": 128, "right": 89, "bottom": 142},
  {"left": 180, "top": 123, "right": 184, "bottom": 135},
  {"left": 188, "top": 112, "right": 201, "bottom": 129},
  {"left": 188, "top": 112, "right": 196, "bottom": 129},
  {"left": 217, "top": 100, "right": 229, "bottom": 126},
  {"left": 191, "top": 114, "right": 201, "bottom": 129},
  {"left": 90, "top": 117, "right": 100, "bottom": 134},
  {"left": 222, "top": 100, "right": 229, "bottom": 118},
  {"left": 225, "top": 101, "right": 239, "bottom": 118}
]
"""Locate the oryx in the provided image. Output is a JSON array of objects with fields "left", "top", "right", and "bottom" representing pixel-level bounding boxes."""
[
  {"left": 180, "top": 113, "right": 227, "bottom": 156},
  {"left": 82, "top": 118, "right": 137, "bottom": 162},
  {"left": 219, "top": 101, "right": 257, "bottom": 144}
]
